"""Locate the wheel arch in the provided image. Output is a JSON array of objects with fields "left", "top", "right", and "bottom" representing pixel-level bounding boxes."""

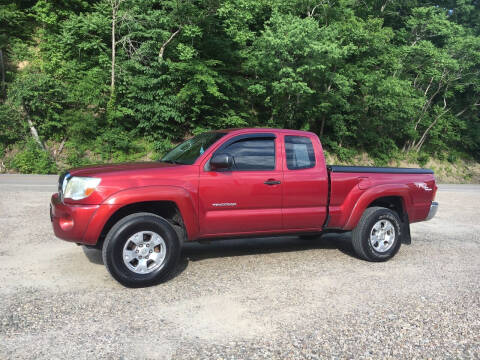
[
  {"left": 93, "top": 200, "right": 186, "bottom": 250},
  {"left": 344, "top": 185, "right": 412, "bottom": 230},
  {"left": 368, "top": 196, "right": 406, "bottom": 219},
  {"left": 84, "top": 185, "right": 198, "bottom": 248},
  {"left": 344, "top": 185, "right": 413, "bottom": 245}
]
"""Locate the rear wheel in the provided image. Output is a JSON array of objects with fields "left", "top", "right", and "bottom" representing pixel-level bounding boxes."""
[
  {"left": 102, "top": 212, "right": 181, "bottom": 287},
  {"left": 351, "top": 206, "right": 402, "bottom": 262}
]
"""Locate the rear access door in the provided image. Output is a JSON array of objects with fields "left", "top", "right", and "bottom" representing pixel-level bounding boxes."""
[{"left": 281, "top": 133, "right": 329, "bottom": 230}]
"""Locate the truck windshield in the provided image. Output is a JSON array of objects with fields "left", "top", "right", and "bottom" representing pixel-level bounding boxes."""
[{"left": 161, "top": 132, "right": 226, "bottom": 165}]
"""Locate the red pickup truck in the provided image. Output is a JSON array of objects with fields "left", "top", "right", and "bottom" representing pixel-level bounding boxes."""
[{"left": 51, "top": 128, "right": 438, "bottom": 287}]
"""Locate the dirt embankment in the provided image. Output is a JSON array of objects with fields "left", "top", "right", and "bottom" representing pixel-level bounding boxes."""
[{"left": 325, "top": 152, "right": 480, "bottom": 183}]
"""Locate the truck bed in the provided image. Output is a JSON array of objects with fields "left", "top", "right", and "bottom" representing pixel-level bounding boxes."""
[
  {"left": 328, "top": 165, "right": 434, "bottom": 174},
  {"left": 326, "top": 165, "right": 437, "bottom": 230}
]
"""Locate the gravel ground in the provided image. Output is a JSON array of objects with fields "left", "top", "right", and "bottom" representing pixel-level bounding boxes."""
[{"left": 0, "top": 180, "right": 479, "bottom": 359}]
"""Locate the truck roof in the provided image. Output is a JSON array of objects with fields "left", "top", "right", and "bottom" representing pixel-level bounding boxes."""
[{"left": 215, "top": 128, "right": 317, "bottom": 137}]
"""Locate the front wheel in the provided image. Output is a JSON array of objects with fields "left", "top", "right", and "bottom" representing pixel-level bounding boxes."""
[
  {"left": 102, "top": 212, "right": 181, "bottom": 287},
  {"left": 351, "top": 207, "right": 402, "bottom": 262}
]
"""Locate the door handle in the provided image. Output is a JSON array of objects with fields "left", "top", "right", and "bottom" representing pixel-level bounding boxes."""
[{"left": 264, "top": 179, "right": 281, "bottom": 185}]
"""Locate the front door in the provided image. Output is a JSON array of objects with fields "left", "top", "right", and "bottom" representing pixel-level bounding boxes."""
[{"left": 199, "top": 134, "right": 283, "bottom": 236}]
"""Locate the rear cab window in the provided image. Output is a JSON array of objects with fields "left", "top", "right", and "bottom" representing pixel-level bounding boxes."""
[{"left": 285, "top": 135, "right": 316, "bottom": 170}]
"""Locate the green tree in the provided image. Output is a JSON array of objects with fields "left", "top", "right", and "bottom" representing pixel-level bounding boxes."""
[{"left": 1, "top": 0, "right": 480, "bottom": 172}]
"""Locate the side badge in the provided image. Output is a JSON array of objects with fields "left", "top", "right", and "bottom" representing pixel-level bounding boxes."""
[
  {"left": 212, "top": 203, "right": 237, "bottom": 207},
  {"left": 414, "top": 182, "right": 432, "bottom": 191}
]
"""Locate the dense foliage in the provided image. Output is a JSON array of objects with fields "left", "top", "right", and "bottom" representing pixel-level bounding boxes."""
[{"left": 0, "top": 0, "right": 479, "bottom": 173}]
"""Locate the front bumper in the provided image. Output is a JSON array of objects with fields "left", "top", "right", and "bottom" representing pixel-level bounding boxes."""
[
  {"left": 425, "top": 201, "right": 439, "bottom": 221},
  {"left": 50, "top": 193, "right": 99, "bottom": 244}
]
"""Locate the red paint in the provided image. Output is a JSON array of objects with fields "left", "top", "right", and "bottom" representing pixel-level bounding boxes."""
[
  {"left": 328, "top": 173, "right": 436, "bottom": 229},
  {"left": 50, "top": 128, "right": 437, "bottom": 245},
  {"left": 279, "top": 132, "right": 328, "bottom": 230},
  {"left": 198, "top": 136, "right": 283, "bottom": 235},
  {"left": 50, "top": 193, "right": 100, "bottom": 243}
]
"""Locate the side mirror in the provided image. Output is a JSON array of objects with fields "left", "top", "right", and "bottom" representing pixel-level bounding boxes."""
[{"left": 210, "top": 153, "right": 233, "bottom": 171}]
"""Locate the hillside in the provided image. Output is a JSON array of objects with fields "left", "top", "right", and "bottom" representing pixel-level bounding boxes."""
[{"left": 1, "top": 1, "right": 479, "bottom": 177}]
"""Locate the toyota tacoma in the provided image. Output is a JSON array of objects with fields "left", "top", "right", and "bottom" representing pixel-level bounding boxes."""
[{"left": 50, "top": 128, "right": 438, "bottom": 287}]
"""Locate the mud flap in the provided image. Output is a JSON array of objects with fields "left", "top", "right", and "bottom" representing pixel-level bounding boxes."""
[{"left": 401, "top": 212, "right": 412, "bottom": 245}]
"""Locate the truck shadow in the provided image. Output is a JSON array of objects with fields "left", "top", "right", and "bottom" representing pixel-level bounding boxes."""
[
  {"left": 172, "top": 233, "right": 356, "bottom": 281},
  {"left": 82, "top": 232, "right": 357, "bottom": 281},
  {"left": 82, "top": 246, "right": 103, "bottom": 265},
  {"left": 181, "top": 232, "right": 356, "bottom": 261}
]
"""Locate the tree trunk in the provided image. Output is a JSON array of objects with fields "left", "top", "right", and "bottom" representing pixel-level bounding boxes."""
[
  {"left": 159, "top": 28, "right": 181, "bottom": 61},
  {"left": 54, "top": 138, "right": 67, "bottom": 160},
  {"left": 0, "top": 49, "right": 5, "bottom": 100},
  {"left": 380, "top": 0, "right": 391, "bottom": 13},
  {"left": 110, "top": 6, "right": 116, "bottom": 99},
  {"left": 23, "top": 106, "right": 46, "bottom": 151},
  {"left": 414, "top": 100, "right": 450, "bottom": 152},
  {"left": 320, "top": 115, "right": 326, "bottom": 137}
]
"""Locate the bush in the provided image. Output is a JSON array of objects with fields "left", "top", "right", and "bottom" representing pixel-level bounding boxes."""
[
  {"left": 9, "top": 140, "right": 57, "bottom": 174},
  {"left": 337, "top": 146, "right": 357, "bottom": 163},
  {"left": 95, "top": 128, "right": 136, "bottom": 161},
  {"left": 64, "top": 144, "right": 92, "bottom": 169},
  {"left": 0, "top": 104, "right": 24, "bottom": 145},
  {"left": 435, "top": 151, "right": 446, "bottom": 161},
  {"left": 370, "top": 138, "right": 398, "bottom": 166},
  {"left": 152, "top": 138, "right": 174, "bottom": 159},
  {"left": 447, "top": 151, "right": 460, "bottom": 164},
  {"left": 417, "top": 152, "right": 430, "bottom": 167},
  {"left": 64, "top": 110, "right": 98, "bottom": 142},
  {"left": 322, "top": 138, "right": 358, "bottom": 163}
]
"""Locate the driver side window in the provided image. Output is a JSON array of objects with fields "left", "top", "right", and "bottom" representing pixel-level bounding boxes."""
[{"left": 221, "top": 138, "right": 275, "bottom": 171}]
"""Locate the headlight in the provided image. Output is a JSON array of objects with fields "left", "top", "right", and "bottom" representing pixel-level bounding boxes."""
[{"left": 63, "top": 177, "right": 101, "bottom": 200}]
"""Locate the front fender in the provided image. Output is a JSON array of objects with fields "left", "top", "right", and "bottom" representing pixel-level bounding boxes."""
[
  {"left": 82, "top": 186, "right": 199, "bottom": 244},
  {"left": 343, "top": 184, "right": 413, "bottom": 230}
]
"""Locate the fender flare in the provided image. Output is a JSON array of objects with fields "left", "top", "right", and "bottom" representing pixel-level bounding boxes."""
[
  {"left": 88, "top": 185, "right": 199, "bottom": 242},
  {"left": 343, "top": 184, "right": 413, "bottom": 231}
]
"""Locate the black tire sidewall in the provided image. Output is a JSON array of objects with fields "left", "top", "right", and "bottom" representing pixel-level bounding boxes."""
[
  {"left": 104, "top": 214, "right": 180, "bottom": 287},
  {"left": 362, "top": 209, "right": 401, "bottom": 261}
]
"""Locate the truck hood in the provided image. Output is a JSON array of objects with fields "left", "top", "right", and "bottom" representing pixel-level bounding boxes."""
[
  {"left": 63, "top": 161, "right": 196, "bottom": 205},
  {"left": 69, "top": 161, "right": 179, "bottom": 177}
]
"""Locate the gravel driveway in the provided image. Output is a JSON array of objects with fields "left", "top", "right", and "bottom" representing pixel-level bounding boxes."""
[{"left": 0, "top": 176, "right": 479, "bottom": 359}]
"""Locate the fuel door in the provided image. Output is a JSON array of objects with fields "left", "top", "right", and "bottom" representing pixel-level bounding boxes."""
[{"left": 358, "top": 177, "right": 371, "bottom": 190}]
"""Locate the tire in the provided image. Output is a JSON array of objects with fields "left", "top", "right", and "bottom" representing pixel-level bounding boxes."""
[
  {"left": 351, "top": 206, "right": 402, "bottom": 262},
  {"left": 102, "top": 212, "right": 181, "bottom": 287}
]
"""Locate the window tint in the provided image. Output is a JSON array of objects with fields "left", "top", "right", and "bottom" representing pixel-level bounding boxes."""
[
  {"left": 222, "top": 138, "right": 275, "bottom": 170},
  {"left": 285, "top": 136, "right": 316, "bottom": 170}
]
